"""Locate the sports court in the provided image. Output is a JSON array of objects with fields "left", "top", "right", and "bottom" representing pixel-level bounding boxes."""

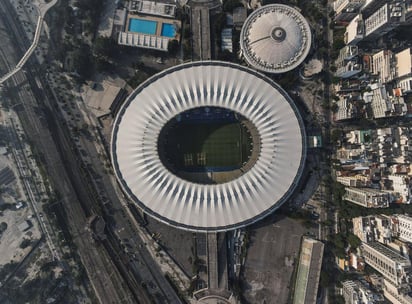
[{"left": 159, "top": 107, "right": 253, "bottom": 172}]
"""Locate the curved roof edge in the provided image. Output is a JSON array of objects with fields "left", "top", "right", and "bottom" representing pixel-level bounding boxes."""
[{"left": 111, "top": 61, "right": 307, "bottom": 232}]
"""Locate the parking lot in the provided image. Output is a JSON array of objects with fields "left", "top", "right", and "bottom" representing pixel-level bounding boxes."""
[{"left": 242, "top": 214, "right": 316, "bottom": 304}]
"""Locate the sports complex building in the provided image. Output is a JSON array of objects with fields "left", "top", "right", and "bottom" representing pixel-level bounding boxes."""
[
  {"left": 111, "top": 61, "right": 306, "bottom": 232},
  {"left": 240, "top": 4, "right": 312, "bottom": 74}
]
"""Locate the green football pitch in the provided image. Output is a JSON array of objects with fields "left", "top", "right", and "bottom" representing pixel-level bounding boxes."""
[{"left": 164, "top": 122, "right": 252, "bottom": 169}]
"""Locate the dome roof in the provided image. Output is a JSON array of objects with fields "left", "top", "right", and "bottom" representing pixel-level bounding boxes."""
[
  {"left": 111, "top": 61, "right": 306, "bottom": 232},
  {"left": 240, "top": 4, "right": 312, "bottom": 73}
]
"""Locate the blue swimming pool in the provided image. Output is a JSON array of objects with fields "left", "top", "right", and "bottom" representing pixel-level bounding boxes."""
[
  {"left": 128, "top": 18, "right": 157, "bottom": 35},
  {"left": 161, "top": 23, "right": 175, "bottom": 38}
]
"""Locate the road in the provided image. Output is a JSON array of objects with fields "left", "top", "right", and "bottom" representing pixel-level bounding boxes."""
[
  {"left": 0, "top": 1, "right": 138, "bottom": 303},
  {"left": 0, "top": 1, "right": 184, "bottom": 303}
]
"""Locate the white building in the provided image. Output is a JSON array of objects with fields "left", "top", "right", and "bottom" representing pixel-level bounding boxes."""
[
  {"left": 335, "top": 95, "right": 359, "bottom": 121},
  {"left": 383, "top": 279, "right": 412, "bottom": 304},
  {"left": 344, "top": 14, "right": 365, "bottom": 45},
  {"left": 334, "top": 0, "right": 366, "bottom": 22},
  {"left": 363, "top": 83, "right": 406, "bottom": 119},
  {"left": 364, "top": 2, "right": 404, "bottom": 39},
  {"left": 342, "top": 280, "right": 384, "bottom": 304},
  {"left": 361, "top": 242, "right": 411, "bottom": 287},
  {"left": 386, "top": 175, "right": 411, "bottom": 204},
  {"left": 395, "top": 48, "right": 412, "bottom": 94},
  {"left": 344, "top": 187, "right": 391, "bottom": 208},
  {"left": 371, "top": 50, "right": 395, "bottom": 84},
  {"left": 335, "top": 46, "right": 362, "bottom": 78},
  {"left": 396, "top": 214, "right": 412, "bottom": 243},
  {"left": 353, "top": 215, "right": 392, "bottom": 244}
]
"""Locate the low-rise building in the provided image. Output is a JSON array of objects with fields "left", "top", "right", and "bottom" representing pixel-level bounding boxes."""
[
  {"left": 337, "top": 175, "right": 368, "bottom": 187},
  {"left": 361, "top": 242, "right": 411, "bottom": 287},
  {"left": 383, "top": 279, "right": 412, "bottom": 304},
  {"left": 384, "top": 175, "right": 411, "bottom": 204},
  {"left": 353, "top": 215, "right": 392, "bottom": 243},
  {"left": 342, "top": 280, "right": 384, "bottom": 303},
  {"left": 344, "top": 187, "right": 391, "bottom": 208},
  {"left": 335, "top": 46, "right": 362, "bottom": 78},
  {"left": 335, "top": 94, "right": 362, "bottom": 121},
  {"left": 363, "top": 83, "right": 406, "bottom": 119}
]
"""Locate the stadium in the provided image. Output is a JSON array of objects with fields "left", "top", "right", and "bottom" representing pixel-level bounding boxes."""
[
  {"left": 240, "top": 4, "right": 312, "bottom": 74},
  {"left": 111, "top": 61, "right": 306, "bottom": 232}
]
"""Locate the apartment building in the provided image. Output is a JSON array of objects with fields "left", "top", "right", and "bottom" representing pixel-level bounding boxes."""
[
  {"left": 371, "top": 50, "right": 395, "bottom": 84},
  {"left": 334, "top": 0, "right": 366, "bottom": 22},
  {"left": 344, "top": 187, "right": 391, "bottom": 208},
  {"left": 342, "top": 280, "right": 384, "bottom": 303},
  {"left": 361, "top": 242, "right": 411, "bottom": 286}
]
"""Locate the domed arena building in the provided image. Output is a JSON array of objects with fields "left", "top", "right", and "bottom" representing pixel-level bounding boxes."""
[
  {"left": 240, "top": 4, "right": 312, "bottom": 74},
  {"left": 111, "top": 61, "right": 306, "bottom": 232}
]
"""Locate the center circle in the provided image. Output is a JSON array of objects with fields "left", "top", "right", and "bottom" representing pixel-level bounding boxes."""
[
  {"left": 158, "top": 106, "right": 261, "bottom": 184},
  {"left": 271, "top": 27, "right": 286, "bottom": 41}
]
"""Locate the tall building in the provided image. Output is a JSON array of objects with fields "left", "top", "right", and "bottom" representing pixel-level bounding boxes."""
[
  {"left": 395, "top": 48, "right": 412, "bottom": 94},
  {"left": 371, "top": 50, "right": 395, "bottom": 84},
  {"left": 344, "top": 14, "right": 365, "bottom": 45},
  {"left": 364, "top": 2, "right": 405, "bottom": 40},
  {"left": 361, "top": 242, "right": 411, "bottom": 287},
  {"left": 333, "top": 0, "right": 366, "bottom": 22},
  {"left": 343, "top": 187, "right": 391, "bottom": 208}
]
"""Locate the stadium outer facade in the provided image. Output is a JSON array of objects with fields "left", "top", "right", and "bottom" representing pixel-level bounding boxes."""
[{"left": 111, "top": 61, "right": 306, "bottom": 232}]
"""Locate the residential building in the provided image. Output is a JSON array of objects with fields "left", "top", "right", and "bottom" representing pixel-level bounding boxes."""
[
  {"left": 335, "top": 46, "right": 362, "bottom": 78},
  {"left": 395, "top": 48, "right": 412, "bottom": 94},
  {"left": 337, "top": 175, "right": 368, "bottom": 187},
  {"left": 361, "top": 242, "right": 411, "bottom": 287},
  {"left": 353, "top": 215, "right": 392, "bottom": 243},
  {"left": 344, "top": 14, "right": 365, "bottom": 45},
  {"left": 383, "top": 279, "right": 412, "bottom": 304},
  {"left": 342, "top": 280, "right": 384, "bottom": 303},
  {"left": 364, "top": 2, "right": 405, "bottom": 40},
  {"left": 363, "top": 83, "right": 406, "bottom": 119},
  {"left": 334, "top": 0, "right": 366, "bottom": 22},
  {"left": 385, "top": 175, "right": 411, "bottom": 204},
  {"left": 371, "top": 50, "right": 395, "bottom": 84},
  {"left": 335, "top": 94, "right": 361, "bottom": 121},
  {"left": 395, "top": 214, "right": 412, "bottom": 243},
  {"left": 344, "top": 187, "right": 391, "bottom": 208}
]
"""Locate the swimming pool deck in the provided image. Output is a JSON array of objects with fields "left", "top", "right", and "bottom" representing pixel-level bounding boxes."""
[{"left": 126, "top": 13, "right": 180, "bottom": 38}]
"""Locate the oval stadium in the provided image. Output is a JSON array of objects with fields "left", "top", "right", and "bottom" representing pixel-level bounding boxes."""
[
  {"left": 111, "top": 61, "right": 306, "bottom": 232},
  {"left": 240, "top": 4, "right": 312, "bottom": 74}
]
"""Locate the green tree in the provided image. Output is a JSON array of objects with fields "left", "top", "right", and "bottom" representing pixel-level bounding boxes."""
[
  {"left": 347, "top": 233, "right": 361, "bottom": 249},
  {"left": 167, "top": 39, "right": 179, "bottom": 56},
  {"left": 94, "top": 36, "right": 116, "bottom": 58}
]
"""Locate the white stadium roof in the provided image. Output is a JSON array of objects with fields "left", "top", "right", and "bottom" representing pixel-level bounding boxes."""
[
  {"left": 240, "top": 4, "right": 312, "bottom": 74},
  {"left": 111, "top": 61, "right": 306, "bottom": 232}
]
